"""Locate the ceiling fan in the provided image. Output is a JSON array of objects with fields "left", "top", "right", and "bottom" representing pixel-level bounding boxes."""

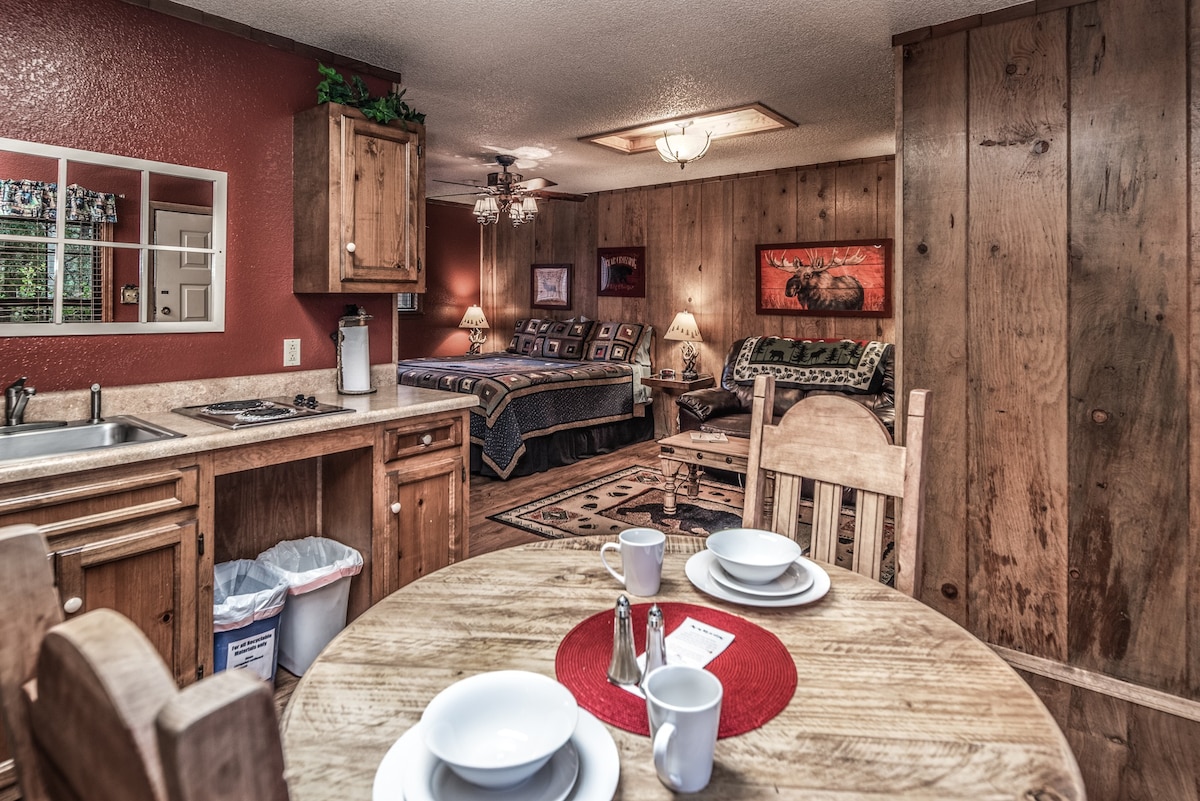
[{"left": 432, "top": 155, "right": 586, "bottom": 227}]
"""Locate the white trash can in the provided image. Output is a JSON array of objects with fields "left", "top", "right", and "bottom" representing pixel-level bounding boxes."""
[{"left": 256, "top": 536, "right": 363, "bottom": 676}]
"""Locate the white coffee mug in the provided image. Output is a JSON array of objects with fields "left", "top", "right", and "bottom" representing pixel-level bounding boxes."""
[
  {"left": 643, "top": 664, "right": 723, "bottom": 793},
  {"left": 600, "top": 527, "right": 665, "bottom": 596}
]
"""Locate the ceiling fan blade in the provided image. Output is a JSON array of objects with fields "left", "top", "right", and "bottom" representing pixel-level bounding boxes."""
[
  {"left": 433, "top": 178, "right": 487, "bottom": 189},
  {"left": 516, "top": 177, "right": 557, "bottom": 191},
  {"left": 528, "top": 189, "right": 588, "bottom": 202},
  {"left": 427, "top": 191, "right": 486, "bottom": 199}
]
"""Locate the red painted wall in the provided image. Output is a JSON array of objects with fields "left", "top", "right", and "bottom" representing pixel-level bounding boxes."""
[
  {"left": 0, "top": 0, "right": 396, "bottom": 391},
  {"left": 399, "top": 202, "right": 482, "bottom": 358}
]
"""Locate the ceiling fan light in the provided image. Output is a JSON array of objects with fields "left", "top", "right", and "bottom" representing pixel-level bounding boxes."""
[
  {"left": 474, "top": 195, "right": 500, "bottom": 225},
  {"left": 656, "top": 124, "right": 712, "bottom": 169}
]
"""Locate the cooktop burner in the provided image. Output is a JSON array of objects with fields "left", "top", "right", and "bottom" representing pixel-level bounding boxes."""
[{"left": 172, "top": 395, "right": 354, "bottom": 429}]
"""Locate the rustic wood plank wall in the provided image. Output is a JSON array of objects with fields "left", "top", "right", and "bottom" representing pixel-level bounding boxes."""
[
  {"left": 481, "top": 160, "right": 896, "bottom": 378},
  {"left": 898, "top": 0, "right": 1200, "bottom": 797}
]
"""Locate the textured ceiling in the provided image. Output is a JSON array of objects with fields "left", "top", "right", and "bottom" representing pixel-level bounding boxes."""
[{"left": 175, "top": 0, "right": 1018, "bottom": 200}]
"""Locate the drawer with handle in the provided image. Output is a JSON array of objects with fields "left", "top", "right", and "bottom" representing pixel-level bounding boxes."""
[{"left": 382, "top": 414, "right": 463, "bottom": 462}]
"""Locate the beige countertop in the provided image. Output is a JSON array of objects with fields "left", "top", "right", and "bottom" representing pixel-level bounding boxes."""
[{"left": 0, "top": 367, "right": 478, "bottom": 484}]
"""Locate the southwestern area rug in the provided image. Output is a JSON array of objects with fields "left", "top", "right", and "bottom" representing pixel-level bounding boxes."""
[{"left": 489, "top": 465, "right": 895, "bottom": 582}]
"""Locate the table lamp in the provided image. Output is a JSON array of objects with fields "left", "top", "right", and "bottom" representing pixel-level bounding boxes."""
[
  {"left": 459, "top": 305, "right": 490, "bottom": 354},
  {"left": 664, "top": 311, "right": 702, "bottom": 380}
]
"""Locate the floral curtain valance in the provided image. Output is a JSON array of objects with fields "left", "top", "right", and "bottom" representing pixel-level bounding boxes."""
[{"left": 0, "top": 179, "right": 118, "bottom": 223}]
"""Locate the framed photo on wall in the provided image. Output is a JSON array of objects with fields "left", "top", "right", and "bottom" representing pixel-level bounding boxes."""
[
  {"left": 597, "top": 246, "right": 646, "bottom": 298},
  {"left": 531, "top": 263, "right": 572, "bottom": 310},
  {"left": 755, "top": 239, "right": 892, "bottom": 317}
]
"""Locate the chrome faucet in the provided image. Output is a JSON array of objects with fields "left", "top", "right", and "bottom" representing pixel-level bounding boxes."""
[{"left": 4, "top": 377, "right": 35, "bottom": 426}]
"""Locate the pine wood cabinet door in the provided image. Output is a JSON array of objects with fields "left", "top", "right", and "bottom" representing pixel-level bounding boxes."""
[
  {"left": 340, "top": 115, "right": 424, "bottom": 286},
  {"left": 387, "top": 455, "right": 465, "bottom": 590},
  {"left": 53, "top": 516, "right": 201, "bottom": 685}
]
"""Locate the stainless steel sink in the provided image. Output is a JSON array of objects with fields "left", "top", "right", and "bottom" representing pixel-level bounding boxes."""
[{"left": 0, "top": 416, "right": 185, "bottom": 462}]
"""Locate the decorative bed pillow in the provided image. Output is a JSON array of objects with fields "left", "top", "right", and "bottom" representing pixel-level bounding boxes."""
[
  {"left": 730, "top": 337, "right": 891, "bottom": 394},
  {"left": 536, "top": 320, "right": 594, "bottom": 359},
  {"left": 507, "top": 318, "right": 555, "bottom": 355},
  {"left": 586, "top": 321, "right": 647, "bottom": 363}
]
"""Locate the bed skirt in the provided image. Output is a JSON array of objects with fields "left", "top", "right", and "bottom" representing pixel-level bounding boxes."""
[{"left": 470, "top": 414, "right": 654, "bottom": 479}]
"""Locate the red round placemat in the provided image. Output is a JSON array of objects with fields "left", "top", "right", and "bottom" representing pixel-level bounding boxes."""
[{"left": 555, "top": 602, "right": 797, "bottom": 739}]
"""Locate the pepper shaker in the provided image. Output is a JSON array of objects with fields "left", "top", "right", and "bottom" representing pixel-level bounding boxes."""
[
  {"left": 606, "top": 595, "right": 641, "bottom": 685},
  {"left": 640, "top": 603, "right": 667, "bottom": 687}
]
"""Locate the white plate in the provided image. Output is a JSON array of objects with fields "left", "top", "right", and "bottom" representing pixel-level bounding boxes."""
[
  {"left": 428, "top": 741, "right": 579, "bottom": 801},
  {"left": 374, "top": 709, "right": 619, "bottom": 801},
  {"left": 708, "top": 557, "right": 814, "bottom": 597},
  {"left": 687, "top": 551, "right": 830, "bottom": 608}
]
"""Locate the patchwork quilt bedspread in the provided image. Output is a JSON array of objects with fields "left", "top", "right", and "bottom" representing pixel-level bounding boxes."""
[{"left": 396, "top": 355, "right": 635, "bottom": 478}]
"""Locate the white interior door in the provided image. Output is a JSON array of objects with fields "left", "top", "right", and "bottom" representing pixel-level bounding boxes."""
[{"left": 153, "top": 208, "right": 212, "bottom": 322}]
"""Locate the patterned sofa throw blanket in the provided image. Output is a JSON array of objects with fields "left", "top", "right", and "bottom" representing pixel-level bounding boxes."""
[{"left": 731, "top": 337, "right": 890, "bottom": 394}]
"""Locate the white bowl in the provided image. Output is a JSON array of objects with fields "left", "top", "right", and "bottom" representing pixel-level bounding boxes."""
[
  {"left": 706, "top": 528, "right": 802, "bottom": 584},
  {"left": 421, "top": 670, "right": 578, "bottom": 789}
]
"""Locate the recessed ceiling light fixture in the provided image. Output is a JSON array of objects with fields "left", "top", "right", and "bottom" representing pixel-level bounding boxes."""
[
  {"left": 655, "top": 122, "right": 711, "bottom": 169},
  {"left": 580, "top": 102, "right": 796, "bottom": 164}
]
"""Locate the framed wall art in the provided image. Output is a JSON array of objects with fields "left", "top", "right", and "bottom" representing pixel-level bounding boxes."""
[
  {"left": 597, "top": 246, "right": 646, "bottom": 298},
  {"left": 531, "top": 263, "right": 572, "bottom": 310},
  {"left": 755, "top": 239, "right": 892, "bottom": 317}
]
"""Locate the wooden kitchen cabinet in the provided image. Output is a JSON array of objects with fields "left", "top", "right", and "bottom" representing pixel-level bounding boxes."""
[
  {"left": 0, "top": 404, "right": 473, "bottom": 798},
  {"left": 380, "top": 413, "right": 468, "bottom": 593},
  {"left": 0, "top": 459, "right": 207, "bottom": 685},
  {"left": 293, "top": 102, "right": 426, "bottom": 293}
]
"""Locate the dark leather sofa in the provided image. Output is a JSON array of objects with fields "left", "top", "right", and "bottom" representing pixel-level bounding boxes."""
[{"left": 676, "top": 336, "right": 895, "bottom": 438}]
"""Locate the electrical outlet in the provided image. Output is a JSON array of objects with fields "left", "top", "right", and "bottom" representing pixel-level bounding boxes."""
[{"left": 283, "top": 338, "right": 301, "bottom": 367}]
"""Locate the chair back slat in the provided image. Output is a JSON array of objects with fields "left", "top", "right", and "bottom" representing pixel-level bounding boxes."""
[
  {"left": 742, "top": 376, "right": 932, "bottom": 597},
  {"left": 852, "top": 492, "right": 888, "bottom": 581},
  {"left": 0, "top": 524, "right": 64, "bottom": 801},
  {"left": 156, "top": 670, "right": 289, "bottom": 801}
]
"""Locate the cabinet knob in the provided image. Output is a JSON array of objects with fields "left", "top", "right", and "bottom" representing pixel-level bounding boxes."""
[
  {"left": 63, "top": 597, "right": 83, "bottom": 614},
  {"left": 390, "top": 502, "right": 402, "bottom": 514},
  {"left": 345, "top": 242, "right": 356, "bottom": 253},
  {"left": 419, "top": 433, "right": 433, "bottom": 447}
]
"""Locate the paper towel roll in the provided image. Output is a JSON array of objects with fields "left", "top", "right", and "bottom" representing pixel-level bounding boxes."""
[{"left": 339, "top": 326, "right": 371, "bottom": 393}]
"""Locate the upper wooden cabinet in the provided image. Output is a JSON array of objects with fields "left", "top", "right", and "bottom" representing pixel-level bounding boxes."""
[{"left": 293, "top": 103, "right": 426, "bottom": 293}]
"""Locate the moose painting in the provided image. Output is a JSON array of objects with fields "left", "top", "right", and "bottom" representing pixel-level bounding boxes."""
[{"left": 755, "top": 239, "right": 892, "bottom": 317}]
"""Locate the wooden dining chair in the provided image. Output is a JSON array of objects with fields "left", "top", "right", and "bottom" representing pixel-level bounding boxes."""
[
  {"left": 0, "top": 524, "right": 290, "bottom": 801},
  {"left": 742, "top": 375, "right": 931, "bottom": 596},
  {"left": 29, "top": 607, "right": 179, "bottom": 801},
  {"left": 0, "top": 523, "right": 65, "bottom": 801}
]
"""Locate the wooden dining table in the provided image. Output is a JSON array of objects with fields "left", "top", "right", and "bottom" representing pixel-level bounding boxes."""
[{"left": 280, "top": 535, "right": 1085, "bottom": 800}]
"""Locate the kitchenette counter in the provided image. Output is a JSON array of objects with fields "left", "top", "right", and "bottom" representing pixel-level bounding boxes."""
[{"left": 0, "top": 368, "right": 478, "bottom": 484}]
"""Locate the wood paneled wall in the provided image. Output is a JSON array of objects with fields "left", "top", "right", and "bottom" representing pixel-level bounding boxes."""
[
  {"left": 481, "top": 159, "right": 895, "bottom": 374},
  {"left": 899, "top": 0, "right": 1200, "bottom": 797}
]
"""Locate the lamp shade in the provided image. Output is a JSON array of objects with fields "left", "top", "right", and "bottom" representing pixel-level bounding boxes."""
[
  {"left": 664, "top": 311, "right": 701, "bottom": 342},
  {"left": 459, "top": 305, "right": 490, "bottom": 329}
]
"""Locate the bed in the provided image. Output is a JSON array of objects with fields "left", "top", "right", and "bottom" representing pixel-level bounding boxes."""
[{"left": 397, "top": 319, "right": 654, "bottom": 479}]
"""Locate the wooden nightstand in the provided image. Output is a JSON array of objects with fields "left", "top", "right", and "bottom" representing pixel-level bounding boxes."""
[{"left": 642, "top": 374, "right": 715, "bottom": 437}]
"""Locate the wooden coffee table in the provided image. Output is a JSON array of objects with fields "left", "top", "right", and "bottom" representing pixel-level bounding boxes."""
[{"left": 657, "top": 432, "right": 750, "bottom": 516}]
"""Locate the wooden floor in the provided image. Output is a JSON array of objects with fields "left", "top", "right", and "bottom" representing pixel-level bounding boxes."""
[
  {"left": 273, "top": 438, "right": 658, "bottom": 715},
  {"left": 468, "top": 438, "right": 659, "bottom": 556}
]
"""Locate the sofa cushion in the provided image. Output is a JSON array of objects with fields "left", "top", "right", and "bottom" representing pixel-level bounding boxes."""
[
  {"left": 586, "top": 321, "right": 647, "bottom": 363},
  {"left": 730, "top": 337, "right": 890, "bottom": 395},
  {"left": 536, "top": 320, "right": 593, "bottom": 359},
  {"left": 507, "top": 318, "right": 556, "bottom": 355}
]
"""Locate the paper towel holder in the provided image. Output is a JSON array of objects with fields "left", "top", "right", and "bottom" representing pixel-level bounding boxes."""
[{"left": 333, "top": 305, "right": 377, "bottom": 395}]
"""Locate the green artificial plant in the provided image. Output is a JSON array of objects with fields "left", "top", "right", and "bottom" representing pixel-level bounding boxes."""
[{"left": 315, "top": 64, "right": 426, "bottom": 126}]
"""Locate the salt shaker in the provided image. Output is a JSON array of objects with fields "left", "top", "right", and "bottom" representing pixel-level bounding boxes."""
[
  {"left": 607, "top": 595, "right": 641, "bottom": 685},
  {"left": 640, "top": 603, "right": 667, "bottom": 687}
]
